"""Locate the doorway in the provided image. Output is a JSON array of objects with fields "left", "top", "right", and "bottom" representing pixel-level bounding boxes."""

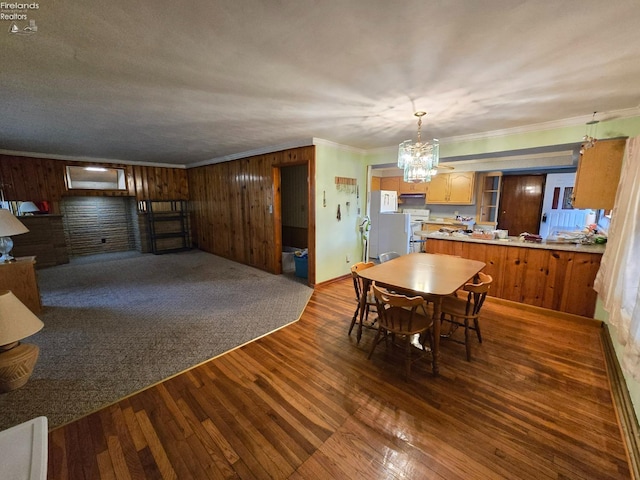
[
  {"left": 273, "top": 162, "right": 312, "bottom": 284},
  {"left": 538, "top": 173, "right": 593, "bottom": 238},
  {"left": 497, "top": 175, "right": 545, "bottom": 235}
]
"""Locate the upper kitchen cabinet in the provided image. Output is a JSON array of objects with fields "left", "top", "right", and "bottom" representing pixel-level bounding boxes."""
[
  {"left": 476, "top": 172, "right": 502, "bottom": 227},
  {"left": 426, "top": 171, "right": 475, "bottom": 204},
  {"left": 572, "top": 137, "right": 626, "bottom": 210},
  {"left": 400, "top": 179, "right": 428, "bottom": 194},
  {"left": 370, "top": 176, "right": 381, "bottom": 191},
  {"left": 380, "top": 176, "right": 400, "bottom": 192}
]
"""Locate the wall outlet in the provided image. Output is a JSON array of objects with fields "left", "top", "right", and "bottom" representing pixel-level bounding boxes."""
[{"left": 346, "top": 254, "right": 351, "bottom": 263}]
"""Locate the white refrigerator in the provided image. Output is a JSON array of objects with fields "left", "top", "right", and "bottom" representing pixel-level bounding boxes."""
[{"left": 368, "top": 191, "right": 411, "bottom": 259}]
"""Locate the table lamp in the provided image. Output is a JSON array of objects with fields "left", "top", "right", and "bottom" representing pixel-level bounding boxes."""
[
  {"left": 0, "top": 290, "right": 44, "bottom": 393},
  {"left": 0, "top": 209, "right": 29, "bottom": 263},
  {"left": 18, "top": 202, "right": 39, "bottom": 216}
]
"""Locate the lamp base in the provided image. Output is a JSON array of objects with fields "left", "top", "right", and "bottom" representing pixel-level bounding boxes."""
[
  {"left": 0, "top": 342, "right": 39, "bottom": 393},
  {"left": 0, "top": 236, "right": 15, "bottom": 263}
]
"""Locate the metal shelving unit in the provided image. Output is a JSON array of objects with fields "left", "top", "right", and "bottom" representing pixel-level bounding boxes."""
[{"left": 143, "top": 200, "right": 191, "bottom": 254}]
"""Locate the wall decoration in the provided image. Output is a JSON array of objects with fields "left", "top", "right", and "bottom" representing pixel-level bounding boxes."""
[{"left": 335, "top": 177, "right": 357, "bottom": 194}]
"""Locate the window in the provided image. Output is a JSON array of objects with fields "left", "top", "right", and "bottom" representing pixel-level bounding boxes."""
[{"left": 66, "top": 166, "right": 126, "bottom": 190}]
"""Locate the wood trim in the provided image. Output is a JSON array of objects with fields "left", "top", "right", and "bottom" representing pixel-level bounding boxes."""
[
  {"left": 601, "top": 324, "right": 640, "bottom": 480},
  {"left": 485, "top": 296, "right": 602, "bottom": 327},
  {"left": 314, "top": 273, "right": 350, "bottom": 288}
]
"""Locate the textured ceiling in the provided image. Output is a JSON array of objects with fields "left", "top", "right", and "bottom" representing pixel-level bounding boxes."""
[{"left": 1, "top": 0, "right": 640, "bottom": 167}]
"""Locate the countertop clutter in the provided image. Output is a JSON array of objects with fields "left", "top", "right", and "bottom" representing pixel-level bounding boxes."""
[{"left": 419, "top": 230, "right": 606, "bottom": 253}]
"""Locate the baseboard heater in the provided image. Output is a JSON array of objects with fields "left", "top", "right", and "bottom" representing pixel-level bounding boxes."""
[{"left": 601, "top": 323, "right": 640, "bottom": 479}]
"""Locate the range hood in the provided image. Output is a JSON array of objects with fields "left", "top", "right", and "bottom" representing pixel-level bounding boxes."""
[{"left": 398, "top": 193, "right": 426, "bottom": 199}]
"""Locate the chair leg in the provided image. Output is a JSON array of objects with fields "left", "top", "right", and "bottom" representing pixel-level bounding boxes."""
[
  {"left": 464, "top": 319, "right": 471, "bottom": 361},
  {"left": 368, "top": 328, "right": 383, "bottom": 359},
  {"left": 348, "top": 304, "right": 359, "bottom": 336},
  {"left": 404, "top": 335, "right": 412, "bottom": 380},
  {"left": 474, "top": 318, "right": 482, "bottom": 343}
]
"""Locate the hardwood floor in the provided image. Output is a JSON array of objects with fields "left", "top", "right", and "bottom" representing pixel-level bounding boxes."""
[{"left": 48, "top": 278, "right": 631, "bottom": 479}]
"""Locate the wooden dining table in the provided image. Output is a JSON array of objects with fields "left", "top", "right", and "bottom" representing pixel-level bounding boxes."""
[{"left": 357, "top": 252, "right": 486, "bottom": 375}]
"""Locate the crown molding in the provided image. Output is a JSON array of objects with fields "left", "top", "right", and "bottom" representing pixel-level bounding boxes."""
[
  {"left": 0, "top": 149, "right": 186, "bottom": 169},
  {"left": 188, "top": 139, "right": 317, "bottom": 168},
  {"left": 440, "top": 106, "right": 640, "bottom": 144},
  {"left": 311, "top": 138, "right": 367, "bottom": 154}
]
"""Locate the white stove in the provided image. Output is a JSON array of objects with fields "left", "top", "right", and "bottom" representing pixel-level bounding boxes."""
[{"left": 404, "top": 209, "right": 431, "bottom": 252}]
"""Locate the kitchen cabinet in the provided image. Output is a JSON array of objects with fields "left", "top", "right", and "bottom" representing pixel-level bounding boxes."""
[
  {"left": 425, "top": 237, "right": 602, "bottom": 317},
  {"left": 476, "top": 172, "right": 502, "bottom": 227},
  {"left": 370, "top": 176, "right": 381, "bottom": 191},
  {"left": 380, "top": 176, "right": 400, "bottom": 192},
  {"left": 400, "top": 179, "right": 428, "bottom": 194},
  {"left": 572, "top": 137, "right": 626, "bottom": 209},
  {"left": 426, "top": 172, "right": 475, "bottom": 204}
]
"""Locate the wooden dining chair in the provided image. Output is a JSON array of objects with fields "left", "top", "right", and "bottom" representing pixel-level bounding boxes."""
[
  {"left": 369, "top": 283, "right": 434, "bottom": 379},
  {"left": 439, "top": 272, "right": 493, "bottom": 361},
  {"left": 348, "top": 262, "right": 377, "bottom": 340},
  {"left": 379, "top": 251, "right": 401, "bottom": 263}
]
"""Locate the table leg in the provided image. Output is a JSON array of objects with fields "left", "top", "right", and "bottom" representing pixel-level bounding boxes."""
[
  {"left": 357, "top": 278, "right": 371, "bottom": 344},
  {"left": 431, "top": 297, "right": 441, "bottom": 375}
]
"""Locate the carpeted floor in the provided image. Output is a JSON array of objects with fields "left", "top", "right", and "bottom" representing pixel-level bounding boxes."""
[{"left": 0, "top": 250, "right": 313, "bottom": 430}]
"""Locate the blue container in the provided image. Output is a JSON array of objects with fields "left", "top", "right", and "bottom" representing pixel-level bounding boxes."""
[{"left": 294, "top": 255, "right": 308, "bottom": 278}]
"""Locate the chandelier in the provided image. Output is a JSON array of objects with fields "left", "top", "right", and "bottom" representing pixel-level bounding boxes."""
[{"left": 397, "top": 111, "right": 439, "bottom": 183}]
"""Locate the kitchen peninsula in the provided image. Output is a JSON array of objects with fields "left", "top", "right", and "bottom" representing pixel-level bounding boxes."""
[{"left": 421, "top": 233, "right": 605, "bottom": 317}]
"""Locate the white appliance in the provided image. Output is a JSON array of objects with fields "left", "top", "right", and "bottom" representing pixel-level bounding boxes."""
[
  {"left": 404, "top": 208, "right": 431, "bottom": 253},
  {"left": 370, "top": 190, "right": 398, "bottom": 213},
  {"left": 368, "top": 211, "right": 411, "bottom": 259},
  {"left": 369, "top": 190, "right": 406, "bottom": 258}
]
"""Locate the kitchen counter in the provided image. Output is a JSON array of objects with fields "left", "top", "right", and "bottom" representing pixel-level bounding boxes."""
[
  {"left": 422, "top": 233, "right": 604, "bottom": 317},
  {"left": 417, "top": 231, "right": 606, "bottom": 254}
]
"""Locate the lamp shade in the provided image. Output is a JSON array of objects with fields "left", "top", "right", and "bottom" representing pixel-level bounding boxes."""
[
  {"left": 0, "top": 290, "right": 44, "bottom": 345},
  {"left": 18, "top": 202, "right": 40, "bottom": 215},
  {"left": 0, "top": 210, "right": 29, "bottom": 237}
]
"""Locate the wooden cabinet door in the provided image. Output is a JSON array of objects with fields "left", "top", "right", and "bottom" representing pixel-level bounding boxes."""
[
  {"left": 380, "top": 176, "right": 400, "bottom": 192},
  {"left": 426, "top": 174, "right": 449, "bottom": 203},
  {"left": 573, "top": 138, "right": 626, "bottom": 209},
  {"left": 370, "top": 176, "right": 381, "bottom": 191},
  {"left": 448, "top": 172, "right": 475, "bottom": 204},
  {"left": 400, "top": 180, "right": 428, "bottom": 194}
]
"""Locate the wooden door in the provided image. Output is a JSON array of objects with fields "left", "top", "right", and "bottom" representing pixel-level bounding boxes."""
[{"left": 497, "top": 175, "right": 545, "bottom": 235}]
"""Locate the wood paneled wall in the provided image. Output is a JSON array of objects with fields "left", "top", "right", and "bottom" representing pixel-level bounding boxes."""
[
  {"left": 425, "top": 238, "right": 602, "bottom": 317},
  {"left": 0, "top": 155, "right": 189, "bottom": 214},
  {"left": 188, "top": 146, "right": 315, "bottom": 277}
]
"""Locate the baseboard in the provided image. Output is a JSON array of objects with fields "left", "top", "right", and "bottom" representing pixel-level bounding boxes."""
[
  {"left": 314, "top": 273, "right": 350, "bottom": 288},
  {"left": 601, "top": 323, "right": 640, "bottom": 480},
  {"left": 485, "top": 296, "right": 602, "bottom": 328}
]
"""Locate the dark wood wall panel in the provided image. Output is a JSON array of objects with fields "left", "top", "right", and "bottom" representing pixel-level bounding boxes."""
[
  {"left": 188, "top": 146, "right": 315, "bottom": 276},
  {"left": 425, "top": 239, "right": 602, "bottom": 317},
  {"left": 0, "top": 155, "right": 189, "bottom": 214}
]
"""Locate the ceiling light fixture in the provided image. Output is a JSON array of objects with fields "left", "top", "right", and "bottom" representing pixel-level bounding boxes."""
[
  {"left": 580, "top": 111, "right": 599, "bottom": 154},
  {"left": 397, "top": 111, "right": 439, "bottom": 183}
]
